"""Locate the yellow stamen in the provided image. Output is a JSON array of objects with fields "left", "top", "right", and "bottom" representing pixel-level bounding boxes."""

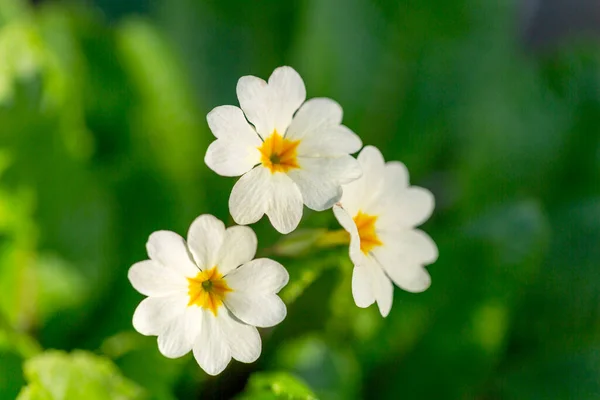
[
  {"left": 187, "top": 267, "right": 232, "bottom": 316},
  {"left": 258, "top": 131, "right": 300, "bottom": 173},
  {"left": 353, "top": 211, "right": 383, "bottom": 254}
]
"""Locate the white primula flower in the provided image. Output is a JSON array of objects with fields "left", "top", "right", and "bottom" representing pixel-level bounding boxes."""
[
  {"left": 333, "top": 146, "right": 438, "bottom": 317},
  {"left": 128, "top": 214, "right": 289, "bottom": 376},
  {"left": 204, "top": 66, "right": 362, "bottom": 234}
]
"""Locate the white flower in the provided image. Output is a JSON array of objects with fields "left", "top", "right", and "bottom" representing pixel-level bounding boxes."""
[
  {"left": 333, "top": 146, "right": 438, "bottom": 317},
  {"left": 204, "top": 66, "right": 362, "bottom": 234},
  {"left": 128, "top": 215, "right": 289, "bottom": 376}
]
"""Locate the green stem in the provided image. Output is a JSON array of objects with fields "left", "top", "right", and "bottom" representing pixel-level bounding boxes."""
[{"left": 315, "top": 229, "right": 350, "bottom": 248}]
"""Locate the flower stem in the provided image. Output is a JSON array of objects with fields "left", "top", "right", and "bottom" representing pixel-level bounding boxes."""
[{"left": 315, "top": 229, "right": 350, "bottom": 247}]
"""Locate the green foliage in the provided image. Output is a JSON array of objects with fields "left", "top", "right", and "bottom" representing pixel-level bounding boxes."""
[
  {"left": 17, "top": 350, "right": 146, "bottom": 400},
  {"left": 271, "top": 336, "right": 361, "bottom": 400},
  {"left": 238, "top": 371, "right": 317, "bottom": 400},
  {"left": 101, "top": 332, "right": 189, "bottom": 400},
  {"left": 0, "top": 0, "right": 598, "bottom": 398}
]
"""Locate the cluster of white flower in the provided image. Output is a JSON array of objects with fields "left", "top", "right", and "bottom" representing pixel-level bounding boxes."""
[{"left": 128, "top": 66, "right": 437, "bottom": 375}]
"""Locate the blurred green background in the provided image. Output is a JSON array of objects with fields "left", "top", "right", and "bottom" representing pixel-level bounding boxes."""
[{"left": 1, "top": 0, "right": 599, "bottom": 398}]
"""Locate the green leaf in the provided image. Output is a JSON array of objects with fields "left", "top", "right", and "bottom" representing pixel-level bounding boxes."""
[
  {"left": 0, "top": 6, "right": 119, "bottom": 348},
  {"left": 0, "top": 19, "right": 46, "bottom": 103},
  {"left": 278, "top": 254, "right": 340, "bottom": 308},
  {"left": 238, "top": 371, "right": 317, "bottom": 400},
  {"left": 32, "top": 254, "right": 87, "bottom": 325},
  {"left": 0, "top": 0, "right": 28, "bottom": 26},
  {"left": 0, "top": 159, "right": 38, "bottom": 328},
  {"left": 0, "top": 349, "right": 26, "bottom": 399},
  {"left": 17, "top": 350, "right": 146, "bottom": 400},
  {"left": 115, "top": 18, "right": 210, "bottom": 200},
  {"left": 102, "top": 332, "right": 189, "bottom": 400},
  {"left": 271, "top": 335, "right": 361, "bottom": 400}
]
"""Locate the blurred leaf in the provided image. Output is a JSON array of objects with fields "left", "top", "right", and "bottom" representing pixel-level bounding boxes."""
[
  {"left": 0, "top": 178, "right": 37, "bottom": 329},
  {"left": 102, "top": 332, "right": 188, "bottom": 400},
  {"left": 154, "top": 0, "right": 299, "bottom": 105},
  {"left": 32, "top": 254, "right": 87, "bottom": 325},
  {"left": 17, "top": 350, "right": 146, "bottom": 400},
  {"left": 0, "top": 19, "right": 46, "bottom": 103},
  {"left": 278, "top": 253, "right": 340, "bottom": 307},
  {"left": 0, "top": 313, "right": 40, "bottom": 400},
  {"left": 269, "top": 229, "right": 328, "bottom": 258},
  {"left": 271, "top": 335, "right": 361, "bottom": 400},
  {"left": 238, "top": 371, "right": 317, "bottom": 400},
  {"left": 34, "top": 4, "right": 94, "bottom": 160},
  {"left": 0, "top": 349, "right": 26, "bottom": 399},
  {"left": 291, "top": 0, "right": 387, "bottom": 125},
  {"left": 0, "top": 4, "right": 119, "bottom": 348},
  {"left": 0, "top": 326, "right": 41, "bottom": 360},
  {"left": 115, "top": 18, "right": 209, "bottom": 206},
  {"left": 0, "top": 0, "right": 27, "bottom": 26}
]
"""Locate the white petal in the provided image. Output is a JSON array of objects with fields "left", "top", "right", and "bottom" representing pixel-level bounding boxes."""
[
  {"left": 187, "top": 214, "right": 226, "bottom": 270},
  {"left": 378, "top": 229, "right": 438, "bottom": 264},
  {"left": 352, "top": 265, "right": 375, "bottom": 308},
  {"left": 385, "top": 263, "right": 431, "bottom": 293},
  {"left": 266, "top": 173, "right": 303, "bottom": 234},
  {"left": 193, "top": 310, "right": 231, "bottom": 376},
  {"left": 158, "top": 311, "right": 194, "bottom": 358},
  {"left": 128, "top": 260, "right": 188, "bottom": 297},
  {"left": 334, "top": 206, "right": 388, "bottom": 313},
  {"left": 268, "top": 66, "right": 306, "bottom": 134},
  {"left": 384, "top": 161, "right": 410, "bottom": 190},
  {"left": 236, "top": 75, "right": 273, "bottom": 139},
  {"left": 357, "top": 145, "right": 386, "bottom": 201},
  {"left": 185, "top": 306, "right": 204, "bottom": 344},
  {"left": 229, "top": 167, "right": 270, "bottom": 226},
  {"left": 333, "top": 204, "right": 357, "bottom": 234},
  {"left": 224, "top": 292, "right": 287, "bottom": 328},
  {"left": 369, "top": 258, "right": 394, "bottom": 317},
  {"left": 289, "top": 156, "right": 361, "bottom": 211},
  {"left": 146, "top": 231, "right": 199, "bottom": 277},
  {"left": 338, "top": 146, "right": 386, "bottom": 216},
  {"left": 132, "top": 295, "right": 187, "bottom": 336},
  {"left": 225, "top": 258, "right": 289, "bottom": 294},
  {"left": 372, "top": 242, "right": 432, "bottom": 293},
  {"left": 379, "top": 187, "right": 435, "bottom": 229},
  {"left": 216, "top": 226, "right": 258, "bottom": 275},
  {"left": 286, "top": 98, "right": 343, "bottom": 141},
  {"left": 337, "top": 178, "right": 363, "bottom": 217},
  {"left": 218, "top": 311, "right": 261, "bottom": 363},
  {"left": 296, "top": 125, "right": 362, "bottom": 157},
  {"left": 204, "top": 139, "right": 261, "bottom": 177},
  {"left": 206, "top": 105, "right": 262, "bottom": 144},
  {"left": 332, "top": 205, "right": 364, "bottom": 265},
  {"left": 205, "top": 106, "right": 262, "bottom": 176}
]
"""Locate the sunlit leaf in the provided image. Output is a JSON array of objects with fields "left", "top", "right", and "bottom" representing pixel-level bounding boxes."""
[
  {"left": 238, "top": 371, "right": 317, "bottom": 400},
  {"left": 271, "top": 335, "right": 361, "bottom": 400},
  {"left": 17, "top": 350, "right": 146, "bottom": 400},
  {"left": 102, "top": 332, "right": 188, "bottom": 400}
]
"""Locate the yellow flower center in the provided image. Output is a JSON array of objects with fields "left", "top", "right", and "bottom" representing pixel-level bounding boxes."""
[
  {"left": 187, "top": 267, "right": 232, "bottom": 316},
  {"left": 258, "top": 131, "right": 300, "bottom": 173},
  {"left": 353, "top": 211, "right": 383, "bottom": 254}
]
